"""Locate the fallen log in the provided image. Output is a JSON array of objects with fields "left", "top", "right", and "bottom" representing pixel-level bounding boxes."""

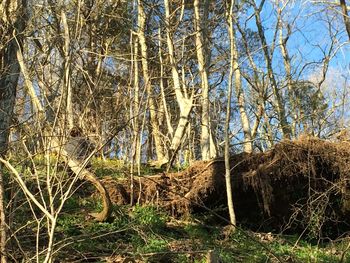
[{"left": 102, "top": 136, "right": 350, "bottom": 236}]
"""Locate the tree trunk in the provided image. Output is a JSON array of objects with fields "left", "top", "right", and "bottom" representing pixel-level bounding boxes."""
[
  {"left": 130, "top": 33, "right": 140, "bottom": 204},
  {"left": 230, "top": 17, "right": 253, "bottom": 153},
  {"left": 225, "top": 1, "right": 237, "bottom": 228},
  {"left": 52, "top": 139, "right": 112, "bottom": 221},
  {"left": 235, "top": 21, "right": 266, "bottom": 142},
  {"left": 138, "top": 1, "right": 167, "bottom": 162},
  {"left": 253, "top": 1, "right": 291, "bottom": 139},
  {"left": 158, "top": 28, "right": 174, "bottom": 139},
  {"left": 0, "top": 169, "right": 7, "bottom": 263},
  {"left": 278, "top": 11, "right": 297, "bottom": 138},
  {"left": 61, "top": 10, "right": 74, "bottom": 130},
  {"left": 164, "top": 0, "right": 194, "bottom": 167},
  {"left": 0, "top": 1, "right": 27, "bottom": 260},
  {"left": 194, "top": 0, "right": 217, "bottom": 160}
]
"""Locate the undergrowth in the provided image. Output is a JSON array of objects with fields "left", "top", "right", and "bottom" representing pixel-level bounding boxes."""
[
  {"left": 50, "top": 200, "right": 348, "bottom": 262},
  {"left": 6, "top": 156, "right": 350, "bottom": 262}
]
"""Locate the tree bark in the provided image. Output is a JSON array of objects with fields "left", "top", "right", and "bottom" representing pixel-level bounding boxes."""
[
  {"left": 61, "top": 10, "right": 74, "bottom": 130},
  {"left": 0, "top": 1, "right": 27, "bottom": 261},
  {"left": 194, "top": 0, "right": 217, "bottom": 160},
  {"left": 225, "top": 0, "right": 237, "bottom": 228},
  {"left": 138, "top": 1, "right": 167, "bottom": 162},
  {"left": 229, "top": 14, "right": 253, "bottom": 153},
  {"left": 164, "top": 0, "right": 194, "bottom": 168},
  {"left": 278, "top": 15, "right": 296, "bottom": 137}
]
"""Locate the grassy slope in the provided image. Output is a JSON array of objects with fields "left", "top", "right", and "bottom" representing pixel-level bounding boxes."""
[
  {"left": 51, "top": 159, "right": 349, "bottom": 262},
  {"left": 7, "top": 158, "right": 349, "bottom": 262},
  {"left": 55, "top": 200, "right": 347, "bottom": 262}
]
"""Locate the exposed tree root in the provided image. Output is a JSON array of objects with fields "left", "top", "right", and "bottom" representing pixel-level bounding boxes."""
[{"left": 103, "top": 136, "right": 350, "bottom": 235}]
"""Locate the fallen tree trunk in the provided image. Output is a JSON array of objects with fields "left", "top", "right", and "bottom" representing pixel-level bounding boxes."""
[{"left": 103, "top": 136, "right": 350, "bottom": 236}]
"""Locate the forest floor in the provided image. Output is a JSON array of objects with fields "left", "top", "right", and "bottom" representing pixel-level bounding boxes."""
[
  {"left": 54, "top": 136, "right": 350, "bottom": 262},
  {"left": 7, "top": 136, "right": 350, "bottom": 262},
  {"left": 51, "top": 201, "right": 349, "bottom": 262}
]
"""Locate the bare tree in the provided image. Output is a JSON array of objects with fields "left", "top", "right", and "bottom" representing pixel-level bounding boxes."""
[
  {"left": 163, "top": 0, "right": 195, "bottom": 168},
  {"left": 194, "top": 0, "right": 217, "bottom": 159},
  {"left": 228, "top": 1, "right": 253, "bottom": 153},
  {"left": 138, "top": 0, "right": 167, "bottom": 163},
  {"left": 251, "top": 0, "right": 291, "bottom": 139},
  {"left": 225, "top": 0, "right": 237, "bottom": 228},
  {"left": 0, "top": 1, "right": 27, "bottom": 261},
  {"left": 17, "top": 45, "right": 112, "bottom": 222}
]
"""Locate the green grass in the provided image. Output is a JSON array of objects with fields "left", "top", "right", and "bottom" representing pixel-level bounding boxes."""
[
  {"left": 5, "top": 158, "right": 350, "bottom": 262},
  {"left": 91, "top": 158, "right": 127, "bottom": 178},
  {"left": 12, "top": 191, "right": 350, "bottom": 263},
  {"left": 49, "top": 176, "right": 350, "bottom": 262}
]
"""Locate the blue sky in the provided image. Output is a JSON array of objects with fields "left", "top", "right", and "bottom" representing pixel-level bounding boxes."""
[{"left": 241, "top": 0, "right": 350, "bottom": 82}]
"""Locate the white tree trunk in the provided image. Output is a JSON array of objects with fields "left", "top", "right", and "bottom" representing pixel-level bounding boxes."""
[
  {"left": 230, "top": 19, "right": 253, "bottom": 153},
  {"left": 225, "top": 1, "right": 237, "bottom": 228},
  {"left": 277, "top": 6, "right": 296, "bottom": 137},
  {"left": 194, "top": 0, "right": 217, "bottom": 160},
  {"left": 164, "top": 0, "right": 194, "bottom": 167},
  {"left": 158, "top": 28, "right": 174, "bottom": 139},
  {"left": 61, "top": 10, "right": 74, "bottom": 130},
  {"left": 138, "top": 1, "right": 167, "bottom": 162}
]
